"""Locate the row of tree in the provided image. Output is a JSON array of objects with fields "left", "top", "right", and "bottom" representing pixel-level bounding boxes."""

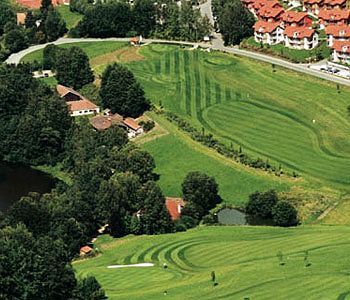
[{"left": 73, "top": 0, "right": 211, "bottom": 41}]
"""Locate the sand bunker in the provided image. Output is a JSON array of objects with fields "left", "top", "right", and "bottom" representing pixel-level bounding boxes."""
[{"left": 107, "top": 263, "right": 154, "bottom": 269}]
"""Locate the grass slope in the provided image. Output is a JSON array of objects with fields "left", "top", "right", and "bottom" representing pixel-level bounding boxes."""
[
  {"left": 125, "top": 44, "right": 350, "bottom": 192},
  {"left": 57, "top": 6, "right": 83, "bottom": 30},
  {"left": 75, "top": 225, "right": 350, "bottom": 300},
  {"left": 140, "top": 113, "right": 291, "bottom": 204}
]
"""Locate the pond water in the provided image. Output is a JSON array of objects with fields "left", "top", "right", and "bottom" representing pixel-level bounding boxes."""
[
  {"left": 217, "top": 208, "right": 274, "bottom": 226},
  {"left": 0, "top": 162, "right": 55, "bottom": 212}
]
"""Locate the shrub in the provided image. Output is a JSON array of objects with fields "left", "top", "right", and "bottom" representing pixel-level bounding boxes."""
[
  {"left": 140, "top": 120, "right": 155, "bottom": 132},
  {"left": 246, "top": 190, "right": 278, "bottom": 219},
  {"left": 272, "top": 201, "right": 298, "bottom": 227}
]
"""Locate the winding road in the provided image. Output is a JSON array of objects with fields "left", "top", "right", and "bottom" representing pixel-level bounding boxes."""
[{"left": 5, "top": 0, "right": 350, "bottom": 87}]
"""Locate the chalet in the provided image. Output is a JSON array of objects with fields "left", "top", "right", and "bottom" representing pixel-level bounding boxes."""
[
  {"left": 303, "top": 0, "right": 324, "bottom": 15},
  {"left": 284, "top": 26, "right": 319, "bottom": 49},
  {"left": 258, "top": 6, "right": 285, "bottom": 22},
  {"left": 165, "top": 198, "right": 185, "bottom": 220},
  {"left": 323, "top": 0, "right": 347, "bottom": 10},
  {"left": 254, "top": 21, "right": 285, "bottom": 45},
  {"left": 331, "top": 40, "right": 350, "bottom": 63},
  {"left": 56, "top": 84, "right": 83, "bottom": 101},
  {"left": 90, "top": 113, "right": 124, "bottom": 131},
  {"left": 79, "top": 245, "right": 93, "bottom": 256},
  {"left": 16, "top": 13, "right": 26, "bottom": 26},
  {"left": 281, "top": 11, "right": 313, "bottom": 27},
  {"left": 250, "top": 0, "right": 282, "bottom": 17},
  {"left": 123, "top": 117, "right": 144, "bottom": 138},
  {"left": 318, "top": 9, "right": 350, "bottom": 28},
  {"left": 325, "top": 24, "right": 350, "bottom": 46},
  {"left": 67, "top": 100, "right": 100, "bottom": 117}
]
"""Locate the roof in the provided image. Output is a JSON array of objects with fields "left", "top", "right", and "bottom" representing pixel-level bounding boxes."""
[
  {"left": 16, "top": 0, "right": 63, "bottom": 9},
  {"left": 123, "top": 117, "right": 141, "bottom": 131},
  {"left": 324, "top": 0, "right": 347, "bottom": 5},
  {"left": 17, "top": 13, "right": 26, "bottom": 25},
  {"left": 90, "top": 114, "right": 124, "bottom": 130},
  {"left": 332, "top": 40, "right": 350, "bottom": 52},
  {"left": 252, "top": 0, "right": 281, "bottom": 10},
  {"left": 303, "top": 0, "right": 323, "bottom": 4},
  {"left": 130, "top": 37, "right": 139, "bottom": 43},
  {"left": 56, "top": 84, "right": 83, "bottom": 99},
  {"left": 67, "top": 100, "right": 99, "bottom": 112},
  {"left": 165, "top": 198, "right": 185, "bottom": 220},
  {"left": 282, "top": 11, "right": 309, "bottom": 23},
  {"left": 80, "top": 245, "right": 93, "bottom": 254},
  {"left": 284, "top": 26, "right": 315, "bottom": 38},
  {"left": 259, "top": 6, "right": 285, "bottom": 19},
  {"left": 325, "top": 24, "right": 350, "bottom": 37},
  {"left": 254, "top": 21, "right": 282, "bottom": 33},
  {"left": 318, "top": 9, "right": 350, "bottom": 21}
]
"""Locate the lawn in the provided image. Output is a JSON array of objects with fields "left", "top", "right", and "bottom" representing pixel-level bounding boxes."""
[
  {"left": 75, "top": 225, "right": 350, "bottom": 300},
  {"left": 140, "top": 112, "right": 290, "bottom": 205},
  {"left": 21, "top": 41, "right": 128, "bottom": 64},
  {"left": 125, "top": 44, "right": 350, "bottom": 193},
  {"left": 57, "top": 5, "right": 83, "bottom": 30}
]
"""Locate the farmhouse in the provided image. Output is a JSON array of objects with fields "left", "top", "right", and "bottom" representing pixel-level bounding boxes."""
[
  {"left": 281, "top": 11, "right": 312, "bottom": 27},
  {"left": 165, "top": 198, "right": 185, "bottom": 220},
  {"left": 325, "top": 25, "right": 350, "bottom": 46},
  {"left": 258, "top": 6, "right": 285, "bottom": 22},
  {"left": 254, "top": 21, "right": 284, "bottom": 45},
  {"left": 90, "top": 113, "right": 123, "bottom": 131},
  {"left": 284, "top": 26, "right": 319, "bottom": 49},
  {"left": 123, "top": 117, "right": 144, "bottom": 138},
  {"left": 56, "top": 84, "right": 83, "bottom": 101},
  {"left": 67, "top": 100, "right": 100, "bottom": 117},
  {"left": 331, "top": 40, "right": 350, "bottom": 63},
  {"left": 318, "top": 9, "right": 350, "bottom": 28},
  {"left": 303, "top": 0, "right": 324, "bottom": 15}
]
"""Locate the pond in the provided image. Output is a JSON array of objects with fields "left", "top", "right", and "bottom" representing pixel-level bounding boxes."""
[
  {"left": 0, "top": 162, "right": 56, "bottom": 212},
  {"left": 217, "top": 208, "right": 274, "bottom": 226}
]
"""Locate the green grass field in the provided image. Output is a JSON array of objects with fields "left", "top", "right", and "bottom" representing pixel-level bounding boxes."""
[
  {"left": 21, "top": 41, "right": 127, "bottom": 64},
  {"left": 124, "top": 44, "right": 350, "bottom": 193},
  {"left": 57, "top": 6, "right": 83, "bottom": 30},
  {"left": 75, "top": 225, "right": 350, "bottom": 300}
]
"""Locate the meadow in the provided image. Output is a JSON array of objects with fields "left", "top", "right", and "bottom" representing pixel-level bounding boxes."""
[{"left": 75, "top": 225, "right": 350, "bottom": 300}]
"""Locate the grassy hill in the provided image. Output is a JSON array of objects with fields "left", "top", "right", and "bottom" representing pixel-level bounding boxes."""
[{"left": 74, "top": 225, "right": 350, "bottom": 299}]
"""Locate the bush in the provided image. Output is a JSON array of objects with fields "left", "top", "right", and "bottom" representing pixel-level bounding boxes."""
[
  {"left": 246, "top": 190, "right": 278, "bottom": 219},
  {"left": 140, "top": 120, "right": 155, "bottom": 132},
  {"left": 272, "top": 201, "right": 298, "bottom": 227}
]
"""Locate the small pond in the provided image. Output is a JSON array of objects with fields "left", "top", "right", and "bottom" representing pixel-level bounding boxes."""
[
  {"left": 0, "top": 162, "right": 56, "bottom": 212},
  {"left": 217, "top": 208, "right": 274, "bottom": 226}
]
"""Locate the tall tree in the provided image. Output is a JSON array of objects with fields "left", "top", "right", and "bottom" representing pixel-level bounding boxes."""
[
  {"left": 56, "top": 46, "right": 94, "bottom": 90},
  {"left": 4, "top": 27, "right": 29, "bottom": 53},
  {"left": 41, "top": 0, "right": 53, "bottom": 17},
  {"left": 0, "top": 2, "right": 15, "bottom": 35},
  {"left": 44, "top": 8, "right": 67, "bottom": 42},
  {"left": 133, "top": 0, "right": 157, "bottom": 37},
  {"left": 100, "top": 63, "right": 149, "bottom": 117}
]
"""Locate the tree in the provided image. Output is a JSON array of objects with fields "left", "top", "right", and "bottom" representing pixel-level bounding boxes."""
[
  {"left": 182, "top": 172, "right": 220, "bottom": 218},
  {"left": 133, "top": 0, "right": 157, "bottom": 37},
  {"left": 44, "top": 8, "right": 67, "bottom": 42},
  {"left": 40, "top": 0, "right": 53, "bottom": 17},
  {"left": 56, "top": 46, "right": 94, "bottom": 90},
  {"left": 139, "top": 181, "right": 174, "bottom": 235},
  {"left": 43, "top": 44, "right": 62, "bottom": 70},
  {"left": 272, "top": 201, "right": 298, "bottom": 227},
  {"left": 245, "top": 190, "right": 278, "bottom": 219},
  {"left": 75, "top": 276, "right": 107, "bottom": 300},
  {"left": 100, "top": 63, "right": 150, "bottom": 117},
  {"left": 218, "top": 0, "right": 254, "bottom": 45},
  {"left": 25, "top": 11, "right": 36, "bottom": 29},
  {"left": 0, "top": 3, "right": 15, "bottom": 35},
  {"left": 4, "top": 27, "right": 29, "bottom": 53}
]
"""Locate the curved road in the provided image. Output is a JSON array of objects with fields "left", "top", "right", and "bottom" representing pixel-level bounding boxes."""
[{"left": 6, "top": 37, "right": 350, "bottom": 87}]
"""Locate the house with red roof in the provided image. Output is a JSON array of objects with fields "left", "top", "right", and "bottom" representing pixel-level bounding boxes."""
[
  {"left": 323, "top": 0, "right": 347, "bottom": 10},
  {"left": 318, "top": 9, "right": 350, "bottom": 28},
  {"left": 303, "top": 0, "right": 324, "bottom": 15},
  {"left": 258, "top": 6, "right": 285, "bottom": 22},
  {"left": 250, "top": 0, "right": 282, "bottom": 17},
  {"left": 67, "top": 100, "right": 100, "bottom": 117},
  {"left": 331, "top": 40, "right": 350, "bottom": 63},
  {"left": 90, "top": 113, "right": 124, "bottom": 131},
  {"left": 281, "top": 11, "right": 313, "bottom": 27},
  {"left": 284, "top": 26, "right": 319, "bottom": 49},
  {"left": 56, "top": 84, "right": 83, "bottom": 101},
  {"left": 122, "top": 117, "right": 144, "bottom": 138},
  {"left": 325, "top": 24, "right": 350, "bottom": 46},
  {"left": 16, "top": 0, "right": 68, "bottom": 9},
  {"left": 254, "top": 21, "right": 285, "bottom": 45},
  {"left": 79, "top": 245, "right": 93, "bottom": 256},
  {"left": 165, "top": 198, "right": 185, "bottom": 220}
]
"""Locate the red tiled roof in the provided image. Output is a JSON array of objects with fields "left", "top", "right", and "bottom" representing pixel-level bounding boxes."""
[
  {"left": 318, "top": 9, "right": 350, "bottom": 21},
  {"left": 332, "top": 40, "right": 350, "bottom": 52},
  {"left": 80, "top": 245, "right": 93, "bottom": 254},
  {"left": 67, "top": 100, "right": 99, "bottom": 112},
  {"left": 16, "top": 0, "right": 65, "bottom": 9},
  {"left": 17, "top": 13, "right": 26, "bottom": 25},
  {"left": 254, "top": 20, "right": 282, "bottom": 33},
  {"left": 90, "top": 114, "right": 124, "bottom": 130},
  {"left": 259, "top": 6, "right": 285, "bottom": 19},
  {"left": 324, "top": 0, "right": 346, "bottom": 5},
  {"left": 252, "top": 0, "right": 281, "bottom": 10},
  {"left": 303, "top": 0, "right": 323, "bottom": 4},
  {"left": 282, "top": 11, "right": 309, "bottom": 23},
  {"left": 56, "top": 84, "right": 83, "bottom": 99},
  {"left": 325, "top": 24, "right": 350, "bottom": 37},
  {"left": 165, "top": 198, "right": 185, "bottom": 220},
  {"left": 123, "top": 117, "right": 141, "bottom": 131},
  {"left": 284, "top": 26, "right": 315, "bottom": 38}
]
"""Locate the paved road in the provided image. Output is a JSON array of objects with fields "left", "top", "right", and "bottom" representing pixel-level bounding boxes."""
[{"left": 6, "top": 37, "right": 350, "bottom": 87}]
